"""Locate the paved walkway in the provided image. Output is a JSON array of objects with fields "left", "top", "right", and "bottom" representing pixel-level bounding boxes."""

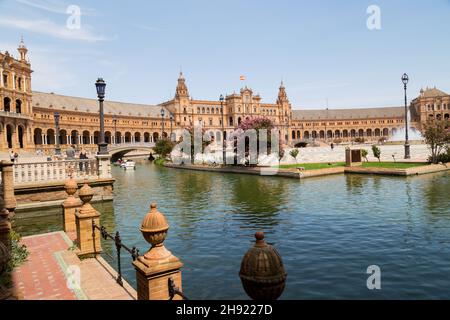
[{"left": 12, "top": 231, "right": 136, "bottom": 300}]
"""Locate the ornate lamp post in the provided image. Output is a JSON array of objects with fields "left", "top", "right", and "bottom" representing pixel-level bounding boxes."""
[
  {"left": 402, "top": 73, "right": 410, "bottom": 159},
  {"left": 95, "top": 78, "right": 108, "bottom": 154},
  {"left": 112, "top": 115, "right": 117, "bottom": 144},
  {"left": 170, "top": 113, "right": 174, "bottom": 141},
  {"left": 220, "top": 94, "right": 225, "bottom": 164},
  {"left": 160, "top": 108, "right": 165, "bottom": 139},
  {"left": 54, "top": 112, "right": 61, "bottom": 155}
]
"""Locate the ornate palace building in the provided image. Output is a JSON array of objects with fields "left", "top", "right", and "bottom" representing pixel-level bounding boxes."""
[{"left": 1, "top": 41, "right": 449, "bottom": 154}]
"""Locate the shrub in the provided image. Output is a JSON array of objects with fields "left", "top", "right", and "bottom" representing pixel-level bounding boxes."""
[
  {"left": 289, "top": 148, "right": 299, "bottom": 159},
  {"left": 154, "top": 157, "right": 165, "bottom": 166},
  {"left": 428, "top": 146, "right": 450, "bottom": 164},
  {"left": 422, "top": 120, "right": 450, "bottom": 164},
  {"left": 353, "top": 137, "right": 365, "bottom": 143},
  {"left": 361, "top": 149, "right": 369, "bottom": 162},
  {"left": 0, "top": 231, "right": 29, "bottom": 289},
  {"left": 153, "top": 138, "right": 175, "bottom": 158},
  {"left": 372, "top": 145, "right": 381, "bottom": 162},
  {"left": 378, "top": 137, "right": 387, "bottom": 144},
  {"left": 333, "top": 138, "right": 342, "bottom": 144}
]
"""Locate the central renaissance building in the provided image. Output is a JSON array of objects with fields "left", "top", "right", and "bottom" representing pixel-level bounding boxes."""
[{"left": 1, "top": 41, "right": 449, "bottom": 153}]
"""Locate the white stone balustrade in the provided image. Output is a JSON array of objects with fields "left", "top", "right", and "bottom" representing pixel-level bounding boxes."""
[{"left": 11, "top": 159, "right": 100, "bottom": 185}]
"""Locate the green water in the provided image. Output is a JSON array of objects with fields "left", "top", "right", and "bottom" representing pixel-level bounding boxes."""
[{"left": 13, "top": 160, "right": 450, "bottom": 299}]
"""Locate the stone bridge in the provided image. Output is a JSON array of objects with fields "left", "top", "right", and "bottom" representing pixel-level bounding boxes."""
[{"left": 107, "top": 142, "right": 155, "bottom": 161}]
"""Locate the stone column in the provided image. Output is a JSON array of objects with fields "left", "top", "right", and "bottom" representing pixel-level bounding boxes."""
[
  {"left": 62, "top": 176, "right": 81, "bottom": 233},
  {"left": 75, "top": 182, "right": 101, "bottom": 257},
  {"left": 133, "top": 203, "right": 183, "bottom": 300},
  {"left": 96, "top": 153, "right": 112, "bottom": 179},
  {"left": 0, "top": 197, "right": 11, "bottom": 250},
  {"left": 0, "top": 68, "right": 3, "bottom": 87},
  {"left": 1, "top": 161, "right": 17, "bottom": 215},
  {"left": 11, "top": 72, "right": 15, "bottom": 90}
]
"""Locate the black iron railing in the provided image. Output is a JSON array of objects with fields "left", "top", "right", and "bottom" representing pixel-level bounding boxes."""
[
  {"left": 168, "top": 277, "right": 189, "bottom": 300},
  {"left": 92, "top": 220, "right": 140, "bottom": 286}
]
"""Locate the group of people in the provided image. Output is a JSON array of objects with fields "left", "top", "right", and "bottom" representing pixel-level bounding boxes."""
[{"left": 9, "top": 150, "right": 19, "bottom": 163}]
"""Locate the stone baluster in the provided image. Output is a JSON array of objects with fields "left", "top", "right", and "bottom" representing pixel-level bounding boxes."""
[
  {"left": 96, "top": 153, "right": 111, "bottom": 179},
  {"left": 62, "top": 175, "right": 81, "bottom": 233},
  {"left": 0, "top": 161, "right": 17, "bottom": 215},
  {"left": 133, "top": 203, "right": 183, "bottom": 300},
  {"left": 75, "top": 181, "right": 101, "bottom": 256}
]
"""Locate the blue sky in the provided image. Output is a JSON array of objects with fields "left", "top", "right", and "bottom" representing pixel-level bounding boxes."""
[{"left": 0, "top": 0, "right": 449, "bottom": 109}]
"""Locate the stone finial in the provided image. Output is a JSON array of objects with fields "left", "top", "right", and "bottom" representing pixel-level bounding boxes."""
[
  {"left": 133, "top": 202, "right": 183, "bottom": 300},
  {"left": 140, "top": 203, "right": 171, "bottom": 260},
  {"left": 239, "top": 232, "right": 287, "bottom": 300},
  {"left": 78, "top": 181, "right": 96, "bottom": 216},
  {"left": 63, "top": 175, "right": 79, "bottom": 205}
]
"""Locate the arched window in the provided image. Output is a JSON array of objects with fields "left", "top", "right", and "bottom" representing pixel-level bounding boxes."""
[
  {"left": 2, "top": 74, "right": 8, "bottom": 88},
  {"left": 16, "top": 99, "right": 22, "bottom": 113},
  {"left": 4, "top": 97, "right": 11, "bottom": 112}
]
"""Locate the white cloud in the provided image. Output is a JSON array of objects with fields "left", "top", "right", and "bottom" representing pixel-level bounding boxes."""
[
  {"left": 0, "top": 16, "right": 109, "bottom": 42},
  {"left": 14, "top": 0, "right": 96, "bottom": 16}
]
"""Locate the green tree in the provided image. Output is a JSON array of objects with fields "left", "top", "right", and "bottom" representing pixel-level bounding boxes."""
[
  {"left": 154, "top": 138, "right": 175, "bottom": 158},
  {"left": 361, "top": 149, "right": 369, "bottom": 162},
  {"left": 371, "top": 145, "right": 381, "bottom": 162},
  {"left": 422, "top": 119, "right": 450, "bottom": 164},
  {"left": 289, "top": 148, "right": 299, "bottom": 159}
]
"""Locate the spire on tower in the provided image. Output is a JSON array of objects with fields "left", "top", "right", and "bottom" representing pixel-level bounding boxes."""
[
  {"left": 175, "top": 71, "right": 189, "bottom": 100},
  {"left": 17, "top": 35, "right": 28, "bottom": 61},
  {"left": 277, "top": 81, "right": 288, "bottom": 104}
]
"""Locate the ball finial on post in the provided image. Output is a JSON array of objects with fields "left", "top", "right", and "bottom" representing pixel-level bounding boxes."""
[{"left": 239, "top": 232, "right": 287, "bottom": 300}]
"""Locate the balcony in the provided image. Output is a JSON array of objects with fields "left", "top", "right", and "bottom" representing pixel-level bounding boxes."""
[{"left": 0, "top": 110, "right": 33, "bottom": 120}]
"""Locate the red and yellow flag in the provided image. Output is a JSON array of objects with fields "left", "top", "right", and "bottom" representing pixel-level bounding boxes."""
[{"left": 239, "top": 75, "right": 246, "bottom": 81}]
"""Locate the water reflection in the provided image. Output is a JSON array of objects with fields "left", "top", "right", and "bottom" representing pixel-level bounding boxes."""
[{"left": 229, "top": 175, "right": 286, "bottom": 228}]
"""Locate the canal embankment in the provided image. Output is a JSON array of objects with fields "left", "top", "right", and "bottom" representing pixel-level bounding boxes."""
[
  {"left": 14, "top": 178, "right": 114, "bottom": 212},
  {"left": 164, "top": 162, "right": 450, "bottom": 179}
]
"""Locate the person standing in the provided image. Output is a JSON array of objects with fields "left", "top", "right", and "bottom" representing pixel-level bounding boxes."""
[
  {"left": 14, "top": 151, "right": 19, "bottom": 163},
  {"left": 79, "top": 148, "right": 88, "bottom": 172},
  {"left": 10, "top": 150, "right": 15, "bottom": 163},
  {"left": 66, "top": 145, "right": 75, "bottom": 160}
]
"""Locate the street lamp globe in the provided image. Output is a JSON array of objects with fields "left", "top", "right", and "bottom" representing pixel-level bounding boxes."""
[
  {"left": 161, "top": 108, "right": 165, "bottom": 117},
  {"left": 402, "top": 73, "right": 409, "bottom": 86},
  {"left": 95, "top": 78, "right": 106, "bottom": 100}
]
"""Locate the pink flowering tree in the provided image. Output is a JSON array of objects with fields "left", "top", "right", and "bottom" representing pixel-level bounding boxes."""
[{"left": 230, "top": 116, "right": 284, "bottom": 165}]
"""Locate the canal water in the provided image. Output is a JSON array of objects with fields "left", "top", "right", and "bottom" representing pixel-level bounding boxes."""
[{"left": 13, "top": 160, "right": 450, "bottom": 299}]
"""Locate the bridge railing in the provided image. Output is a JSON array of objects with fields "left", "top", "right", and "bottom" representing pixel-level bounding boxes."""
[
  {"left": 12, "top": 159, "right": 99, "bottom": 185},
  {"left": 108, "top": 142, "right": 155, "bottom": 149}
]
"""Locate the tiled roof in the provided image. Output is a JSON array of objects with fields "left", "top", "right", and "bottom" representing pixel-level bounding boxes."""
[
  {"left": 421, "top": 87, "right": 449, "bottom": 98},
  {"left": 292, "top": 106, "right": 404, "bottom": 121},
  {"left": 32, "top": 91, "right": 166, "bottom": 118}
]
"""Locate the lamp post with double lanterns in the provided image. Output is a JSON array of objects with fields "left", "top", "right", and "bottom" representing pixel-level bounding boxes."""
[
  {"left": 220, "top": 94, "right": 226, "bottom": 164},
  {"left": 54, "top": 112, "right": 61, "bottom": 155},
  {"left": 402, "top": 73, "right": 410, "bottom": 159},
  {"left": 160, "top": 108, "right": 165, "bottom": 139},
  {"left": 95, "top": 78, "right": 108, "bottom": 154}
]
